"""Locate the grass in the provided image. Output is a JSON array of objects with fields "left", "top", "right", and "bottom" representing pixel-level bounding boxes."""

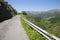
[
  {"left": 38, "top": 18, "right": 60, "bottom": 38},
  {"left": 20, "top": 16, "right": 47, "bottom": 40},
  {"left": 25, "top": 16, "right": 60, "bottom": 38}
]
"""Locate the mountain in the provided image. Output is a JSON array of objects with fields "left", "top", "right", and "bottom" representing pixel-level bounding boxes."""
[
  {"left": 26, "top": 9, "right": 60, "bottom": 19},
  {"left": 25, "top": 9, "right": 60, "bottom": 38}
]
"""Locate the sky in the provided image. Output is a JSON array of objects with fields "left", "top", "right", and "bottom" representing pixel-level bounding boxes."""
[{"left": 5, "top": 0, "right": 60, "bottom": 12}]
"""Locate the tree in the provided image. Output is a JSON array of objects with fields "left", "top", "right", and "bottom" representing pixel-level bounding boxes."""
[{"left": 22, "top": 11, "right": 27, "bottom": 15}]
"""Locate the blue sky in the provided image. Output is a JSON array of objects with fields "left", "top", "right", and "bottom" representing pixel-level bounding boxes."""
[{"left": 5, "top": 0, "right": 60, "bottom": 12}]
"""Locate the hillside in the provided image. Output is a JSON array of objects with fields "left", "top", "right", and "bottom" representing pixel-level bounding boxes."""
[
  {"left": 26, "top": 9, "right": 60, "bottom": 18},
  {"left": 0, "top": 0, "right": 17, "bottom": 22},
  {"left": 25, "top": 9, "right": 60, "bottom": 38}
]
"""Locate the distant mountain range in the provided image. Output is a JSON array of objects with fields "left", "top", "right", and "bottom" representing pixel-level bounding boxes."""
[{"left": 26, "top": 9, "right": 60, "bottom": 18}]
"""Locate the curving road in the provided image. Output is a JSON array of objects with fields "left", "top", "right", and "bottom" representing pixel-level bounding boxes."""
[{"left": 0, "top": 15, "right": 29, "bottom": 40}]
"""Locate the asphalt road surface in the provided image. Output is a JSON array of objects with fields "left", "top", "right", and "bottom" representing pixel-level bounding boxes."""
[{"left": 0, "top": 15, "right": 29, "bottom": 40}]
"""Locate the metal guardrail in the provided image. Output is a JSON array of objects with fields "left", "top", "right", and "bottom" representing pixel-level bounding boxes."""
[{"left": 22, "top": 18, "right": 60, "bottom": 40}]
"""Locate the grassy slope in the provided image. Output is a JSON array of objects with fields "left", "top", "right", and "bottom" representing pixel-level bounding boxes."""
[
  {"left": 38, "top": 18, "right": 60, "bottom": 38},
  {"left": 20, "top": 17, "right": 47, "bottom": 40},
  {"left": 25, "top": 16, "right": 60, "bottom": 38}
]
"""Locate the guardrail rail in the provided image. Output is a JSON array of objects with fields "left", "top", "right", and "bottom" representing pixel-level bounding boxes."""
[{"left": 22, "top": 18, "right": 60, "bottom": 40}]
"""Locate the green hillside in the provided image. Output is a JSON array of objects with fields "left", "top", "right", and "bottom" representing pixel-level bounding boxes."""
[{"left": 23, "top": 9, "right": 60, "bottom": 38}]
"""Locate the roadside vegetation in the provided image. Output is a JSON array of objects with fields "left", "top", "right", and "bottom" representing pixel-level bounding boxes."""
[
  {"left": 20, "top": 16, "right": 47, "bottom": 40},
  {"left": 26, "top": 16, "right": 60, "bottom": 38},
  {"left": 21, "top": 9, "right": 60, "bottom": 38}
]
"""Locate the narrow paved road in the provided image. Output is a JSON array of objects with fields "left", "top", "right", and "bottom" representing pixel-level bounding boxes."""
[{"left": 0, "top": 15, "right": 29, "bottom": 40}]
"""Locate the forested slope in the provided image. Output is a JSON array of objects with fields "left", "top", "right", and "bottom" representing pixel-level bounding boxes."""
[{"left": 23, "top": 9, "right": 60, "bottom": 38}]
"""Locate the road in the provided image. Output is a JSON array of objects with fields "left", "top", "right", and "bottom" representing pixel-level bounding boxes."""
[{"left": 0, "top": 15, "right": 29, "bottom": 40}]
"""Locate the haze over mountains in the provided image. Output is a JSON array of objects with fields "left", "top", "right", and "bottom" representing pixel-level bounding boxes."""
[{"left": 26, "top": 9, "right": 60, "bottom": 19}]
